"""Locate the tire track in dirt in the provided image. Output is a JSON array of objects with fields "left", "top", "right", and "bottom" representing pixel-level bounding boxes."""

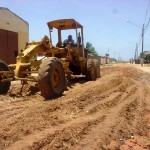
[
  {"left": 0, "top": 65, "right": 150, "bottom": 149},
  {"left": 0, "top": 68, "right": 124, "bottom": 149},
  {"left": 54, "top": 66, "right": 150, "bottom": 149},
  {"left": 6, "top": 113, "right": 106, "bottom": 150},
  {"left": 73, "top": 87, "right": 149, "bottom": 149},
  {"left": 105, "top": 71, "right": 150, "bottom": 149},
  {"left": 84, "top": 82, "right": 137, "bottom": 116}
]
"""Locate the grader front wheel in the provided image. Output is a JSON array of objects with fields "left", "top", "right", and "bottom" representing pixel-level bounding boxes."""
[
  {"left": 94, "top": 59, "right": 100, "bottom": 78},
  {"left": 0, "top": 59, "right": 11, "bottom": 94},
  {"left": 86, "top": 59, "right": 96, "bottom": 81},
  {"left": 38, "top": 57, "right": 65, "bottom": 99}
]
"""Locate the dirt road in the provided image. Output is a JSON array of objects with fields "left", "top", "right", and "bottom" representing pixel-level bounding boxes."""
[{"left": 0, "top": 64, "right": 150, "bottom": 150}]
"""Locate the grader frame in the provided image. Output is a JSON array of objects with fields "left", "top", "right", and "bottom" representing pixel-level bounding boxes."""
[{"left": 0, "top": 19, "right": 100, "bottom": 99}]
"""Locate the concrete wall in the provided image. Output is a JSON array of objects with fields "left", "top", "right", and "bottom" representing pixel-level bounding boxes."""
[
  {"left": 106, "top": 57, "right": 110, "bottom": 64},
  {"left": 100, "top": 56, "right": 110, "bottom": 65},
  {"left": 0, "top": 7, "right": 29, "bottom": 50}
]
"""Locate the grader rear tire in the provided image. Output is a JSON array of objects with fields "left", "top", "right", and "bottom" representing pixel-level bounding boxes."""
[
  {"left": 0, "top": 59, "right": 11, "bottom": 94},
  {"left": 86, "top": 59, "right": 96, "bottom": 81},
  {"left": 38, "top": 57, "right": 65, "bottom": 99},
  {"left": 94, "top": 59, "right": 100, "bottom": 78}
]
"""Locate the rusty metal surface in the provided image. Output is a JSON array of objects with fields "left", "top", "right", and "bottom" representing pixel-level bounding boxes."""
[{"left": 0, "top": 29, "right": 18, "bottom": 64}]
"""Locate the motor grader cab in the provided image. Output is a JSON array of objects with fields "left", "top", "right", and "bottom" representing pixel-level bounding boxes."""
[
  {"left": 47, "top": 19, "right": 90, "bottom": 78},
  {"left": 0, "top": 19, "right": 100, "bottom": 99},
  {"left": 47, "top": 19, "right": 86, "bottom": 56}
]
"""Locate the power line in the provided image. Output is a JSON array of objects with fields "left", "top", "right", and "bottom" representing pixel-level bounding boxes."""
[
  {"left": 144, "top": 0, "right": 150, "bottom": 24},
  {"left": 137, "top": 18, "right": 150, "bottom": 48},
  {"left": 137, "top": 0, "right": 150, "bottom": 55},
  {"left": 144, "top": 18, "right": 150, "bottom": 32}
]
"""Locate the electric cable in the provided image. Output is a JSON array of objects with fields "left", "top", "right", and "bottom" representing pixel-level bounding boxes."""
[
  {"left": 144, "top": 18, "right": 150, "bottom": 32},
  {"left": 144, "top": 0, "right": 150, "bottom": 24}
]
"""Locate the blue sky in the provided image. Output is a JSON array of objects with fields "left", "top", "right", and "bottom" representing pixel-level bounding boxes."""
[{"left": 1, "top": 0, "right": 150, "bottom": 60}]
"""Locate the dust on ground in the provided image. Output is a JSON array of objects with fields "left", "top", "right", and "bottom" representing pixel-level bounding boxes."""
[{"left": 0, "top": 64, "right": 150, "bottom": 150}]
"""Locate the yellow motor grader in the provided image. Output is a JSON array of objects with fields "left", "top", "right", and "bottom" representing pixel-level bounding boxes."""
[{"left": 0, "top": 19, "right": 100, "bottom": 99}]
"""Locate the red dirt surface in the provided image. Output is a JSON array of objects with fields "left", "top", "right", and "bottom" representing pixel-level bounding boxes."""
[{"left": 0, "top": 64, "right": 150, "bottom": 150}]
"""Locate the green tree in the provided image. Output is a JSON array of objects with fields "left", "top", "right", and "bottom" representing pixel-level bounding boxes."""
[
  {"left": 105, "top": 53, "right": 109, "bottom": 57},
  {"left": 86, "top": 42, "right": 98, "bottom": 56},
  {"left": 139, "top": 52, "right": 144, "bottom": 58}
]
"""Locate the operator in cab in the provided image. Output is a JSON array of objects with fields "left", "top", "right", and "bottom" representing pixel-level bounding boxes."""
[{"left": 63, "top": 35, "right": 75, "bottom": 46}]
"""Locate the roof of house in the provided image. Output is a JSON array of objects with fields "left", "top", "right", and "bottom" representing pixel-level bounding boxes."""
[
  {"left": 0, "top": 7, "right": 28, "bottom": 26},
  {"left": 144, "top": 51, "right": 150, "bottom": 55},
  {"left": 109, "top": 58, "right": 117, "bottom": 62}
]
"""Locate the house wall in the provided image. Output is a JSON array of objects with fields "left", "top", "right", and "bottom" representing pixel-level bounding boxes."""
[
  {"left": 0, "top": 29, "right": 18, "bottom": 64},
  {"left": 100, "top": 56, "right": 109, "bottom": 65},
  {"left": 0, "top": 7, "right": 29, "bottom": 64},
  {"left": 100, "top": 57, "right": 105, "bottom": 64}
]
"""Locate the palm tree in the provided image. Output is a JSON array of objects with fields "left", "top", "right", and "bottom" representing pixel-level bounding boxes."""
[{"left": 86, "top": 42, "right": 98, "bottom": 56}]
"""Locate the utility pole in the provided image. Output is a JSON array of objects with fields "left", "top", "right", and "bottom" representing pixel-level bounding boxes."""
[
  {"left": 134, "top": 43, "right": 138, "bottom": 63},
  {"left": 137, "top": 43, "right": 138, "bottom": 62},
  {"left": 134, "top": 44, "right": 136, "bottom": 63},
  {"left": 126, "top": 20, "right": 146, "bottom": 67},
  {"left": 118, "top": 53, "right": 120, "bottom": 62},
  {"left": 108, "top": 49, "right": 109, "bottom": 57},
  {"left": 141, "top": 24, "right": 144, "bottom": 66}
]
